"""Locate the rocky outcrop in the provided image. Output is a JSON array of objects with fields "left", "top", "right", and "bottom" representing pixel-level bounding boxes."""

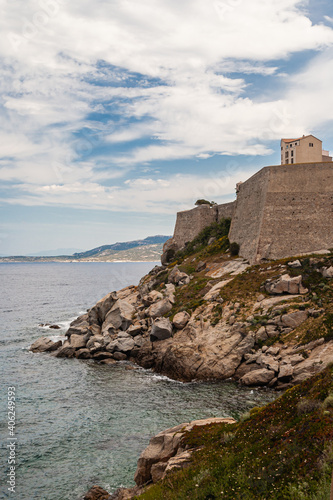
[
  {"left": 134, "top": 417, "right": 236, "bottom": 487},
  {"left": 264, "top": 274, "right": 308, "bottom": 295},
  {"left": 172, "top": 311, "right": 190, "bottom": 329},
  {"left": 30, "top": 254, "right": 333, "bottom": 390},
  {"left": 83, "top": 485, "right": 112, "bottom": 500},
  {"left": 30, "top": 337, "right": 62, "bottom": 353},
  {"left": 150, "top": 318, "right": 173, "bottom": 341}
]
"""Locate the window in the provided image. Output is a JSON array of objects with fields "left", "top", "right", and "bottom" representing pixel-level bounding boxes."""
[
  {"left": 281, "top": 146, "right": 283, "bottom": 151},
  {"left": 285, "top": 151, "right": 289, "bottom": 158},
  {"left": 291, "top": 158, "right": 294, "bottom": 164},
  {"left": 291, "top": 150, "right": 294, "bottom": 157},
  {"left": 286, "top": 159, "right": 289, "bottom": 164},
  {"left": 309, "top": 143, "right": 314, "bottom": 147}
]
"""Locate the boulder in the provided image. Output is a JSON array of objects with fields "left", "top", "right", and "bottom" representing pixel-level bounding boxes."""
[
  {"left": 69, "top": 333, "right": 90, "bottom": 349},
  {"left": 113, "top": 352, "right": 127, "bottom": 361},
  {"left": 173, "top": 311, "right": 190, "bottom": 330},
  {"left": 161, "top": 238, "right": 179, "bottom": 265},
  {"left": 265, "top": 325, "right": 278, "bottom": 338},
  {"left": 54, "top": 345, "right": 76, "bottom": 358},
  {"left": 102, "top": 300, "right": 135, "bottom": 332},
  {"left": 88, "top": 291, "right": 118, "bottom": 325},
  {"left": 281, "top": 310, "right": 308, "bottom": 329},
  {"left": 255, "top": 326, "right": 268, "bottom": 342},
  {"left": 127, "top": 324, "right": 143, "bottom": 337},
  {"left": 115, "top": 336, "right": 135, "bottom": 353},
  {"left": 266, "top": 346, "right": 280, "bottom": 356},
  {"left": 107, "top": 335, "right": 135, "bottom": 354},
  {"left": 196, "top": 261, "right": 207, "bottom": 272},
  {"left": 75, "top": 348, "right": 92, "bottom": 359},
  {"left": 148, "top": 299, "right": 173, "bottom": 319},
  {"left": 86, "top": 335, "right": 105, "bottom": 350},
  {"left": 288, "top": 260, "right": 302, "bottom": 268},
  {"left": 134, "top": 417, "right": 235, "bottom": 486},
  {"left": 322, "top": 266, "right": 333, "bottom": 278},
  {"left": 265, "top": 274, "right": 308, "bottom": 295},
  {"left": 168, "top": 266, "right": 190, "bottom": 285},
  {"left": 204, "top": 280, "right": 232, "bottom": 301},
  {"left": 278, "top": 364, "right": 294, "bottom": 381},
  {"left": 29, "top": 337, "right": 62, "bottom": 353},
  {"left": 92, "top": 352, "right": 115, "bottom": 361},
  {"left": 241, "top": 368, "right": 275, "bottom": 386},
  {"left": 66, "top": 313, "right": 90, "bottom": 337},
  {"left": 260, "top": 355, "right": 279, "bottom": 373},
  {"left": 150, "top": 318, "right": 173, "bottom": 341},
  {"left": 83, "top": 485, "right": 112, "bottom": 500}
]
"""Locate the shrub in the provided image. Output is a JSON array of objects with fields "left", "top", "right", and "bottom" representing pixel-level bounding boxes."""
[
  {"left": 195, "top": 199, "right": 216, "bottom": 206},
  {"left": 296, "top": 399, "right": 321, "bottom": 415},
  {"left": 173, "top": 218, "right": 231, "bottom": 261},
  {"left": 323, "top": 393, "right": 333, "bottom": 409},
  {"left": 230, "top": 242, "right": 240, "bottom": 256}
]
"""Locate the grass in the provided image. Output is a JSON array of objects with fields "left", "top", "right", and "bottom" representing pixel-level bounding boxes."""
[
  {"left": 166, "top": 277, "right": 209, "bottom": 318},
  {"left": 173, "top": 219, "right": 231, "bottom": 262},
  {"left": 136, "top": 364, "right": 333, "bottom": 500}
]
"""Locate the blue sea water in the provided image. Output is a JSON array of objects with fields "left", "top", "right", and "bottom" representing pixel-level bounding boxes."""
[{"left": 0, "top": 262, "right": 275, "bottom": 500}]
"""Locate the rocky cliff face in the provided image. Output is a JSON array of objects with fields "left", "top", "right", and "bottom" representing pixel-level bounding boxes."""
[
  {"left": 29, "top": 242, "right": 333, "bottom": 500},
  {"left": 31, "top": 246, "right": 333, "bottom": 391}
]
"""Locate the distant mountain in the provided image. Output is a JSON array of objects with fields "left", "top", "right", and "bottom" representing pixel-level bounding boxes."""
[
  {"left": 27, "top": 248, "right": 84, "bottom": 257},
  {"left": 72, "top": 235, "right": 170, "bottom": 259},
  {"left": 0, "top": 236, "right": 171, "bottom": 263}
]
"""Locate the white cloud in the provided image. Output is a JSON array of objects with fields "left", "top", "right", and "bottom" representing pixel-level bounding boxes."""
[
  {"left": 0, "top": 0, "right": 333, "bottom": 208},
  {"left": 0, "top": 165, "right": 257, "bottom": 214}
]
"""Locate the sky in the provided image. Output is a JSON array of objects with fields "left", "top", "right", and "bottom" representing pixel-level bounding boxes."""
[{"left": 1, "top": 0, "right": 333, "bottom": 255}]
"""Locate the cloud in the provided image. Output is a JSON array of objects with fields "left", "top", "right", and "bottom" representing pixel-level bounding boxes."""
[
  {"left": 0, "top": 0, "right": 333, "bottom": 210},
  {"left": 0, "top": 164, "right": 258, "bottom": 215}
]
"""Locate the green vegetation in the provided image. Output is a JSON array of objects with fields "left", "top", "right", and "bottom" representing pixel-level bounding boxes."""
[
  {"left": 230, "top": 242, "right": 240, "bottom": 256},
  {"left": 173, "top": 218, "right": 231, "bottom": 262},
  {"left": 167, "top": 277, "right": 209, "bottom": 318},
  {"left": 136, "top": 365, "right": 333, "bottom": 500},
  {"left": 195, "top": 199, "right": 217, "bottom": 206}
]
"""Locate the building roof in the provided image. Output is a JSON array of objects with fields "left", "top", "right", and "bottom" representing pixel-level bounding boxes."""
[{"left": 281, "top": 135, "right": 322, "bottom": 144}]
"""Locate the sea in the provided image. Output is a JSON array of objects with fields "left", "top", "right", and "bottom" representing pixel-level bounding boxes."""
[{"left": 0, "top": 262, "right": 276, "bottom": 500}]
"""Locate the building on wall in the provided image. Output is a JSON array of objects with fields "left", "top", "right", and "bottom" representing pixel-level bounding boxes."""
[{"left": 281, "top": 135, "right": 332, "bottom": 165}]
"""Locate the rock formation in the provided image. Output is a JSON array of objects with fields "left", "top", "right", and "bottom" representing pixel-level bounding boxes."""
[{"left": 30, "top": 250, "right": 333, "bottom": 391}]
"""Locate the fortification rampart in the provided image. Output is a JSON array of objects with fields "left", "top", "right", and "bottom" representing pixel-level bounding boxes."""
[
  {"left": 162, "top": 162, "right": 333, "bottom": 265},
  {"left": 172, "top": 201, "right": 236, "bottom": 249},
  {"left": 230, "top": 162, "right": 333, "bottom": 263}
]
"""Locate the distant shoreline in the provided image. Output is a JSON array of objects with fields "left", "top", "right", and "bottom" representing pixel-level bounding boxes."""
[{"left": 0, "top": 259, "right": 160, "bottom": 263}]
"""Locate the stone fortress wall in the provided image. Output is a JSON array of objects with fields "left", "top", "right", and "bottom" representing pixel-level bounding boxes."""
[
  {"left": 163, "top": 162, "right": 333, "bottom": 264},
  {"left": 172, "top": 202, "right": 236, "bottom": 249}
]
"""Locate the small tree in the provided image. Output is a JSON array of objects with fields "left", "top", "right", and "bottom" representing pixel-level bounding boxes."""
[
  {"left": 230, "top": 242, "right": 240, "bottom": 256},
  {"left": 195, "top": 199, "right": 217, "bottom": 207}
]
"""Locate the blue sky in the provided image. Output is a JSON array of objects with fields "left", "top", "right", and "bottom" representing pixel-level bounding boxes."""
[{"left": 1, "top": 0, "right": 333, "bottom": 254}]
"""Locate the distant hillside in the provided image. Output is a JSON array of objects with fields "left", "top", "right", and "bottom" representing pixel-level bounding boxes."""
[
  {"left": 0, "top": 236, "right": 171, "bottom": 263},
  {"left": 73, "top": 235, "right": 170, "bottom": 259}
]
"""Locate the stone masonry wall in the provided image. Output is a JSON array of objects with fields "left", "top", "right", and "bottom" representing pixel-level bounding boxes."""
[
  {"left": 231, "top": 162, "right": 333, "bottom": 263},
  {"left": 256, "top": 163, "right": 333, "bottom": 261},
  {"left": 172, "top": 202, "right": 236, "bottom": 249},
  {"left": 228, "top": 168, "right": 270, "bottom": 263},
  {"left": 172, "top": 205, "right": 217, "bottom": 249},
  {"left": 217, "top": 202, "right": 236, "bottom": 221}
]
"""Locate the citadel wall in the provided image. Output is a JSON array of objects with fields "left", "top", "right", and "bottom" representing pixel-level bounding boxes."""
[
  {"left": 162, "top": 162, "right": 333, "bottom": 265},
  {"left": 172, "top": 201, "right": 236, "bottom": 249},
  {"left": 230, "top": 162, "right": 333, "bottom": 263}
]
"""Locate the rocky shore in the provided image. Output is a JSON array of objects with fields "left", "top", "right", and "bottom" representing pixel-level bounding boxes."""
[
  {"left": 29, "top": 243, "right": 333, "bottom": 499},
  {"left": 31, "top": 254, "right": 333, "bottom": 390}
]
